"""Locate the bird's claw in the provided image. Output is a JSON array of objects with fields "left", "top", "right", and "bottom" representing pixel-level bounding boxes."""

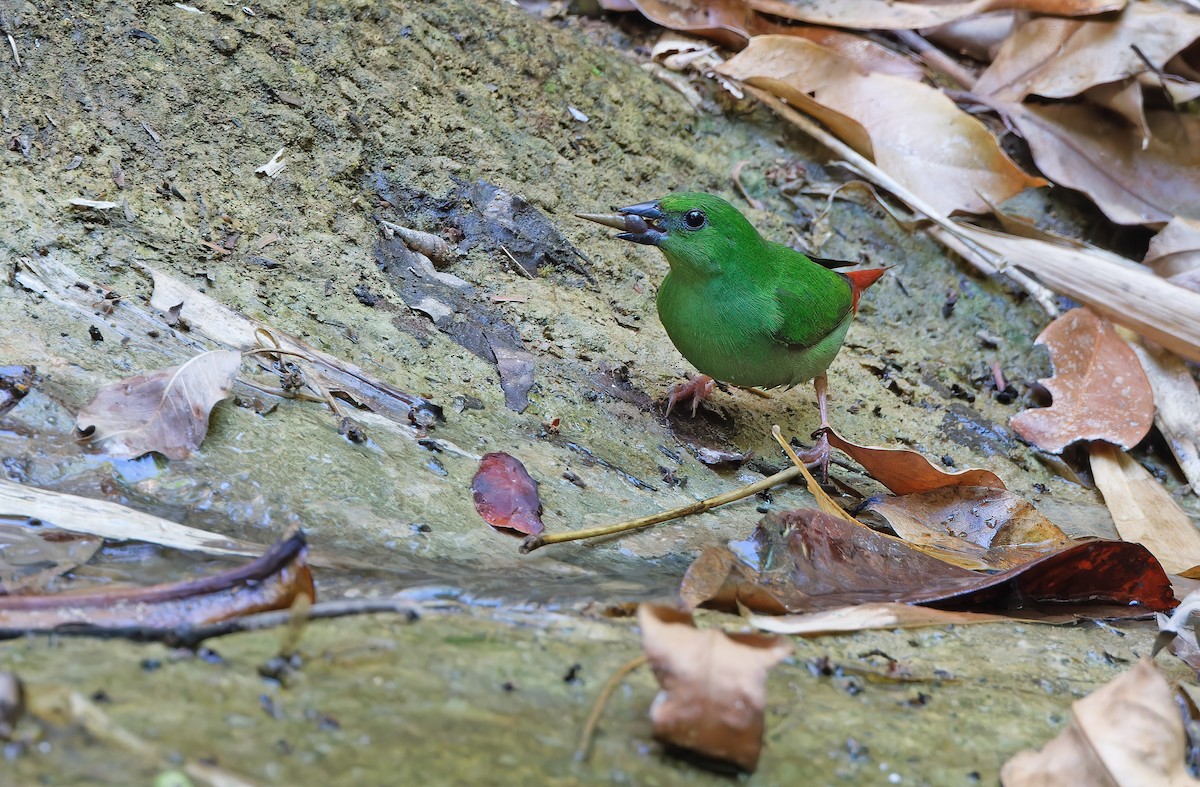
[
  {"left": 794, "top": 429, "right": 831, "bottom": 484},
  {"left": 665, "top": 375, "right": 716, "bottom": 418}
]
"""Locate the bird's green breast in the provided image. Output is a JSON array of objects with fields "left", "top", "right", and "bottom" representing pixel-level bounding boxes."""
[{"left": 655, "top": 243, "right": 854, "bottom": 389}]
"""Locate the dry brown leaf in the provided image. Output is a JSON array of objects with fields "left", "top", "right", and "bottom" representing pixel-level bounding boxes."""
[
  {"left": 1090, "top": 442, "right": 1200, "bottom": 575},
  {"left": 637, "top": 604, "right": 790, "bottom": 773},
  {"left": 76, "top": 350, "right": 241, "bottom": 460},
  {"left": 1147, "top": 217, "right": 1200, "bottom": 279},
  {"left": 925, "top": 13, "right": 1017, "bottom": 62},
  {"left": 716, "top": 36, "right": 1045, "bottom": 216},
  {"left": 615, "top": 0, "right": 922, "bottom": 77},
  {"left": 1010, "top": 309, "right": 1154, "bottom": 454},
  {"left": 1085, "top": 79, "right": 1149, "bottom": 148},
  {"left": 747, "top": 602, "right": 1008, "bottom": 636},
  {"left": 748, "top": 0, "right": 1124, "bottom": 31},
  {"left": 0, "top": 519, "right": 101, "bottom": 594},
  {"left": 1005, "top": 102, "right": 1200, "bottom": 226},
  {"left": 865, "top": 486, "right": 1071, "bottom": 571},
  {"left": 1126, "top": 338, "right": 1200, "bottom": 497},
  {"left": 947, "top": 223, "right": 1200, "bottom": 363},
  {"left": 975, "top": 5, "right": 1200, "bottom": 102},
  {"left": 826, "top": 427, "right": 1006, "bottom": 494},
  {"left": 1001, "top": 658, "right": 1200, "bottom": 786}
]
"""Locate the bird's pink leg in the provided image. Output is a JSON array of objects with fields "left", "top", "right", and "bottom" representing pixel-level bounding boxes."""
[
  {"left": 794, "top": 373, "right": 831, "bottom": 482},
  {"left": 665, "top": 374, "right": 716, "bottom": 417}
]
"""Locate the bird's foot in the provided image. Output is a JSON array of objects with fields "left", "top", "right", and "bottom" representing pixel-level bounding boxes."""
[
  {"left": 794, "top": 427, "right": 831, "bottom": 483},
  {"left": 665, "top": 375, "right": 716, "bottom": 417}
]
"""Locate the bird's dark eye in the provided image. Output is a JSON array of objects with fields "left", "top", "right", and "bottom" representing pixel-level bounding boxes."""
[{"left": 684, "top": 209, "right": 707, "bottom": 229}]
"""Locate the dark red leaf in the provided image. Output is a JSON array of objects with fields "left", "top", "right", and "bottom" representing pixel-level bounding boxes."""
[
  {"left": 682, "top": 509, "right": 1175, "bottom": 618},
  {"left": 472, "top": 452, "right": 545, "bottom": 536}
]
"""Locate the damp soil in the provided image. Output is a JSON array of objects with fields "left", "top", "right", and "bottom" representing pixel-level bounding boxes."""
[{"left": 0, "top": 0, "right": 1194, "bottom": 784}]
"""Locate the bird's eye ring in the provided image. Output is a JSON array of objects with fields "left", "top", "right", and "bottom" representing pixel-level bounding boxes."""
[{"left": 684, "top": 209, "right": 707, "bottom": 229}]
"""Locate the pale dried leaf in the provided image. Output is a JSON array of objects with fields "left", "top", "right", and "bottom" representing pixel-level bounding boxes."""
[
  {"left": 637, "top": 603, "right": 791, "bottom": 773},
  {"left": 747, "top": 602, "right": 1008, "bottom": 636},
  {"left": 0, "top": 477, "right": 261, "bottom": 558},
  {"left": 0, "top": 519, "right": 101, "bottom": 593},
  {"left": 1085, "top": 79, "right": 1149, "bottom": 149},
  {"left": 1006, "top": 102, "right": 1200, "bottom": 225},
  {"left": 1090, "top": 442, "right": 1200, "bottom": 575},
  {"left": 1126, "top": 338, "right": 1200, "bottom": 497},
  {"left": 1146, "top": 217, "right": 1200, "bottom": 279},
  {"left": 949, "top": 223, "right": 1200, "bottom": 363},
  {"left": 749, "top": 0, "right": 1124, "bottom": 31},
  {"left": 1010, "top": 309, "right": 1154, "bottom": 453},
  {"left": 716, "top": 36, "right": 1044, "bottom": 216},
  {"left": 924, "top": 13, "right": 1016, "bottom": 62},
  {"left": 76, "top": 350, "right": 241, "bottom": 460},
  {"left": 1001, "top": 658, "right": 1200, "bottom": 787},
  {"left": 975, "top": 5, "right": 1200, "bottom": 102},
  {"left": 866, "top": 486, "right": 1071, "bottom": 571}
]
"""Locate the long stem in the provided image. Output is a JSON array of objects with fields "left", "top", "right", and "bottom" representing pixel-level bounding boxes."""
[{"left": 519, "top": 465, "right": 803, "bottom": 553}]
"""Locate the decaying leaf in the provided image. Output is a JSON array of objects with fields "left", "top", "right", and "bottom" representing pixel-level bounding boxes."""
[
  {"left": 974, "top": 5, "right": 1200, "bottom": 102},
  {"left": 1090, "top": 442, "right": 1200, "bottom": 575},
  {"left": 76, "top": 350, "right": 241, "bottom": 460},
  {"left": 716, "top": 36, "right": 1045, "bottom": 216},
  {"left": 1001, "top": 658, "right": 1200, "bottom": 786},
  {"left": 681, "top": 509, "right": 1175, "bottom": 617},
  {"left": 0, "top": 517, "right": 101, "bottom": 594},
  {"left": 0, "top": 530, "right": 313, "bottom": 636},
  {"left": 472, "top": 452, "right": 545, "bottom": 536},
  {"left": 1010, "top": 308, "right": 1154, "bottom": 454},
  {"left": 619, "top": 0, "right": 924, "bottom": 77},
  {"left": 747, "top": 602, "right": 1008, "bottom": 636},
  {"left": 748, "top": 0, "right": 1125, "bottom": 31},
  {"left": 637, "top": 603, "right": 791, "bottom": 773},
  {"left": 0, "top": 365, "right": 36, "bottom": 418},
  {"left": 826, "top": 427, "right": 1007, "bottom": 494},
  {"left": 1005, "top": 102, "right": 1200, "bottom": 226},
  {"left": 865, "top": 485, "right": 1071, "bottom": 571}
]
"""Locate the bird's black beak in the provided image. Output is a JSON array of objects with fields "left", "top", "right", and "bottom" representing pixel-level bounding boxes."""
[{"left": 576, "top": 200, "right": 666, "bottom": 246}]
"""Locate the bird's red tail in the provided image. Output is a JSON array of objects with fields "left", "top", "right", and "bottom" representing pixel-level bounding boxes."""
[{"left": 844, "top": 268, "right": 888, "bottom": 312}]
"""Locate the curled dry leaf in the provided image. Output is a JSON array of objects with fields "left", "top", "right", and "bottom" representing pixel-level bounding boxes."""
[
  {"left": 865, "top": 485, "right": 1071, "bottom": 571},
  {"left": 1129, "top": 340, "right": 1200, "bottom": 496},
  {"left": 1010, "top": 308, "right": 1154, "bottom": 454},
  {"left": 76, "top": 349, "right": 241, "bottom": 460},
  {"left": 637, "top": 603, "right": 791, "bottom": 773},
  {"left": 0, "top": 530, "right": 314, "bottom": 635},
  {"left": 680, "top": 509, "right": 1175, "bottom": 617},
  {"left": 1004, "top": 102, "right": 1200, "bottom": 226},
  {"left": 1090, "top": 442, "right": 1200, "bottom": 575},
  {"left": 825, "top": 427, "right": 1006, "bottom": 494},
  {"left": 1001, "top": 658, "right": 1200, "bottom": 787},
  {"left": 748, "top": 0, "right": 1125, "bottom": 31},
  {"left": 974, "top": 5, "right": 1200, "bottom": 102},
  {"left": 471, "top": 452, "right": 545, "bottom": 536},
  {"left": 618, "top": 0, "right": 923, "bottom": 77},
  {"left": 716, "top": 36, "right": 1044, "bottom": 216}
]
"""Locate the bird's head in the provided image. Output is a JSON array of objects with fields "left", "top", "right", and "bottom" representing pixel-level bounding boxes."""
[{"left": 578, "top": 192, "right": 759, "bottom": 273}]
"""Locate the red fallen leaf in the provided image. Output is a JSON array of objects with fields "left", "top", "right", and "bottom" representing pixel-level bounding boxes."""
[
  {"left": 637, "top": 603, "right": 791, "bottom": 773},
  {"left": 826, "top": 427, "right": 1006, "bottom": 494},
  {"left": 472, "top": 452, "right": 544, "bottom": 536},
  {"left": 681, "top": 509, "right": 1175, "bottom": 618},
  {"left": 0, "top": 529, "right": 314, "bottom": 635},
  {"left": 1010, "top": 308, "right": 1154, "bottom": 453}
]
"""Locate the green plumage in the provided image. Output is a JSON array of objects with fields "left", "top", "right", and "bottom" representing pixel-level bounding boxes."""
[{"left": 649, "top": 193, "right": 854, "bottom": 389}]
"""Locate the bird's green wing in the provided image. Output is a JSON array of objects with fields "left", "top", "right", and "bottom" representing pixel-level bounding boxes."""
[{"left": 770, "top": 266, "right": 853, "bottom": 351}]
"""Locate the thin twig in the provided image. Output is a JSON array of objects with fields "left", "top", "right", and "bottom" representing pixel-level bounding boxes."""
[
  {"left": 575, "top": 654, "right": 649, "bottom": 763},
  {"left": 893, "top": 30, "right": 977, "bottom": 90},
  {"left": 732, "top": 160, "right": 766, "bottom": 211},
  {"left": 519, "top": 465, "right": 803, "bottom": 553}
]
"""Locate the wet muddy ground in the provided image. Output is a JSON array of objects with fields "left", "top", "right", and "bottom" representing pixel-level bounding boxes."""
[{"left": 0, "top": 0, "right": 1194, "bottom": 784}]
